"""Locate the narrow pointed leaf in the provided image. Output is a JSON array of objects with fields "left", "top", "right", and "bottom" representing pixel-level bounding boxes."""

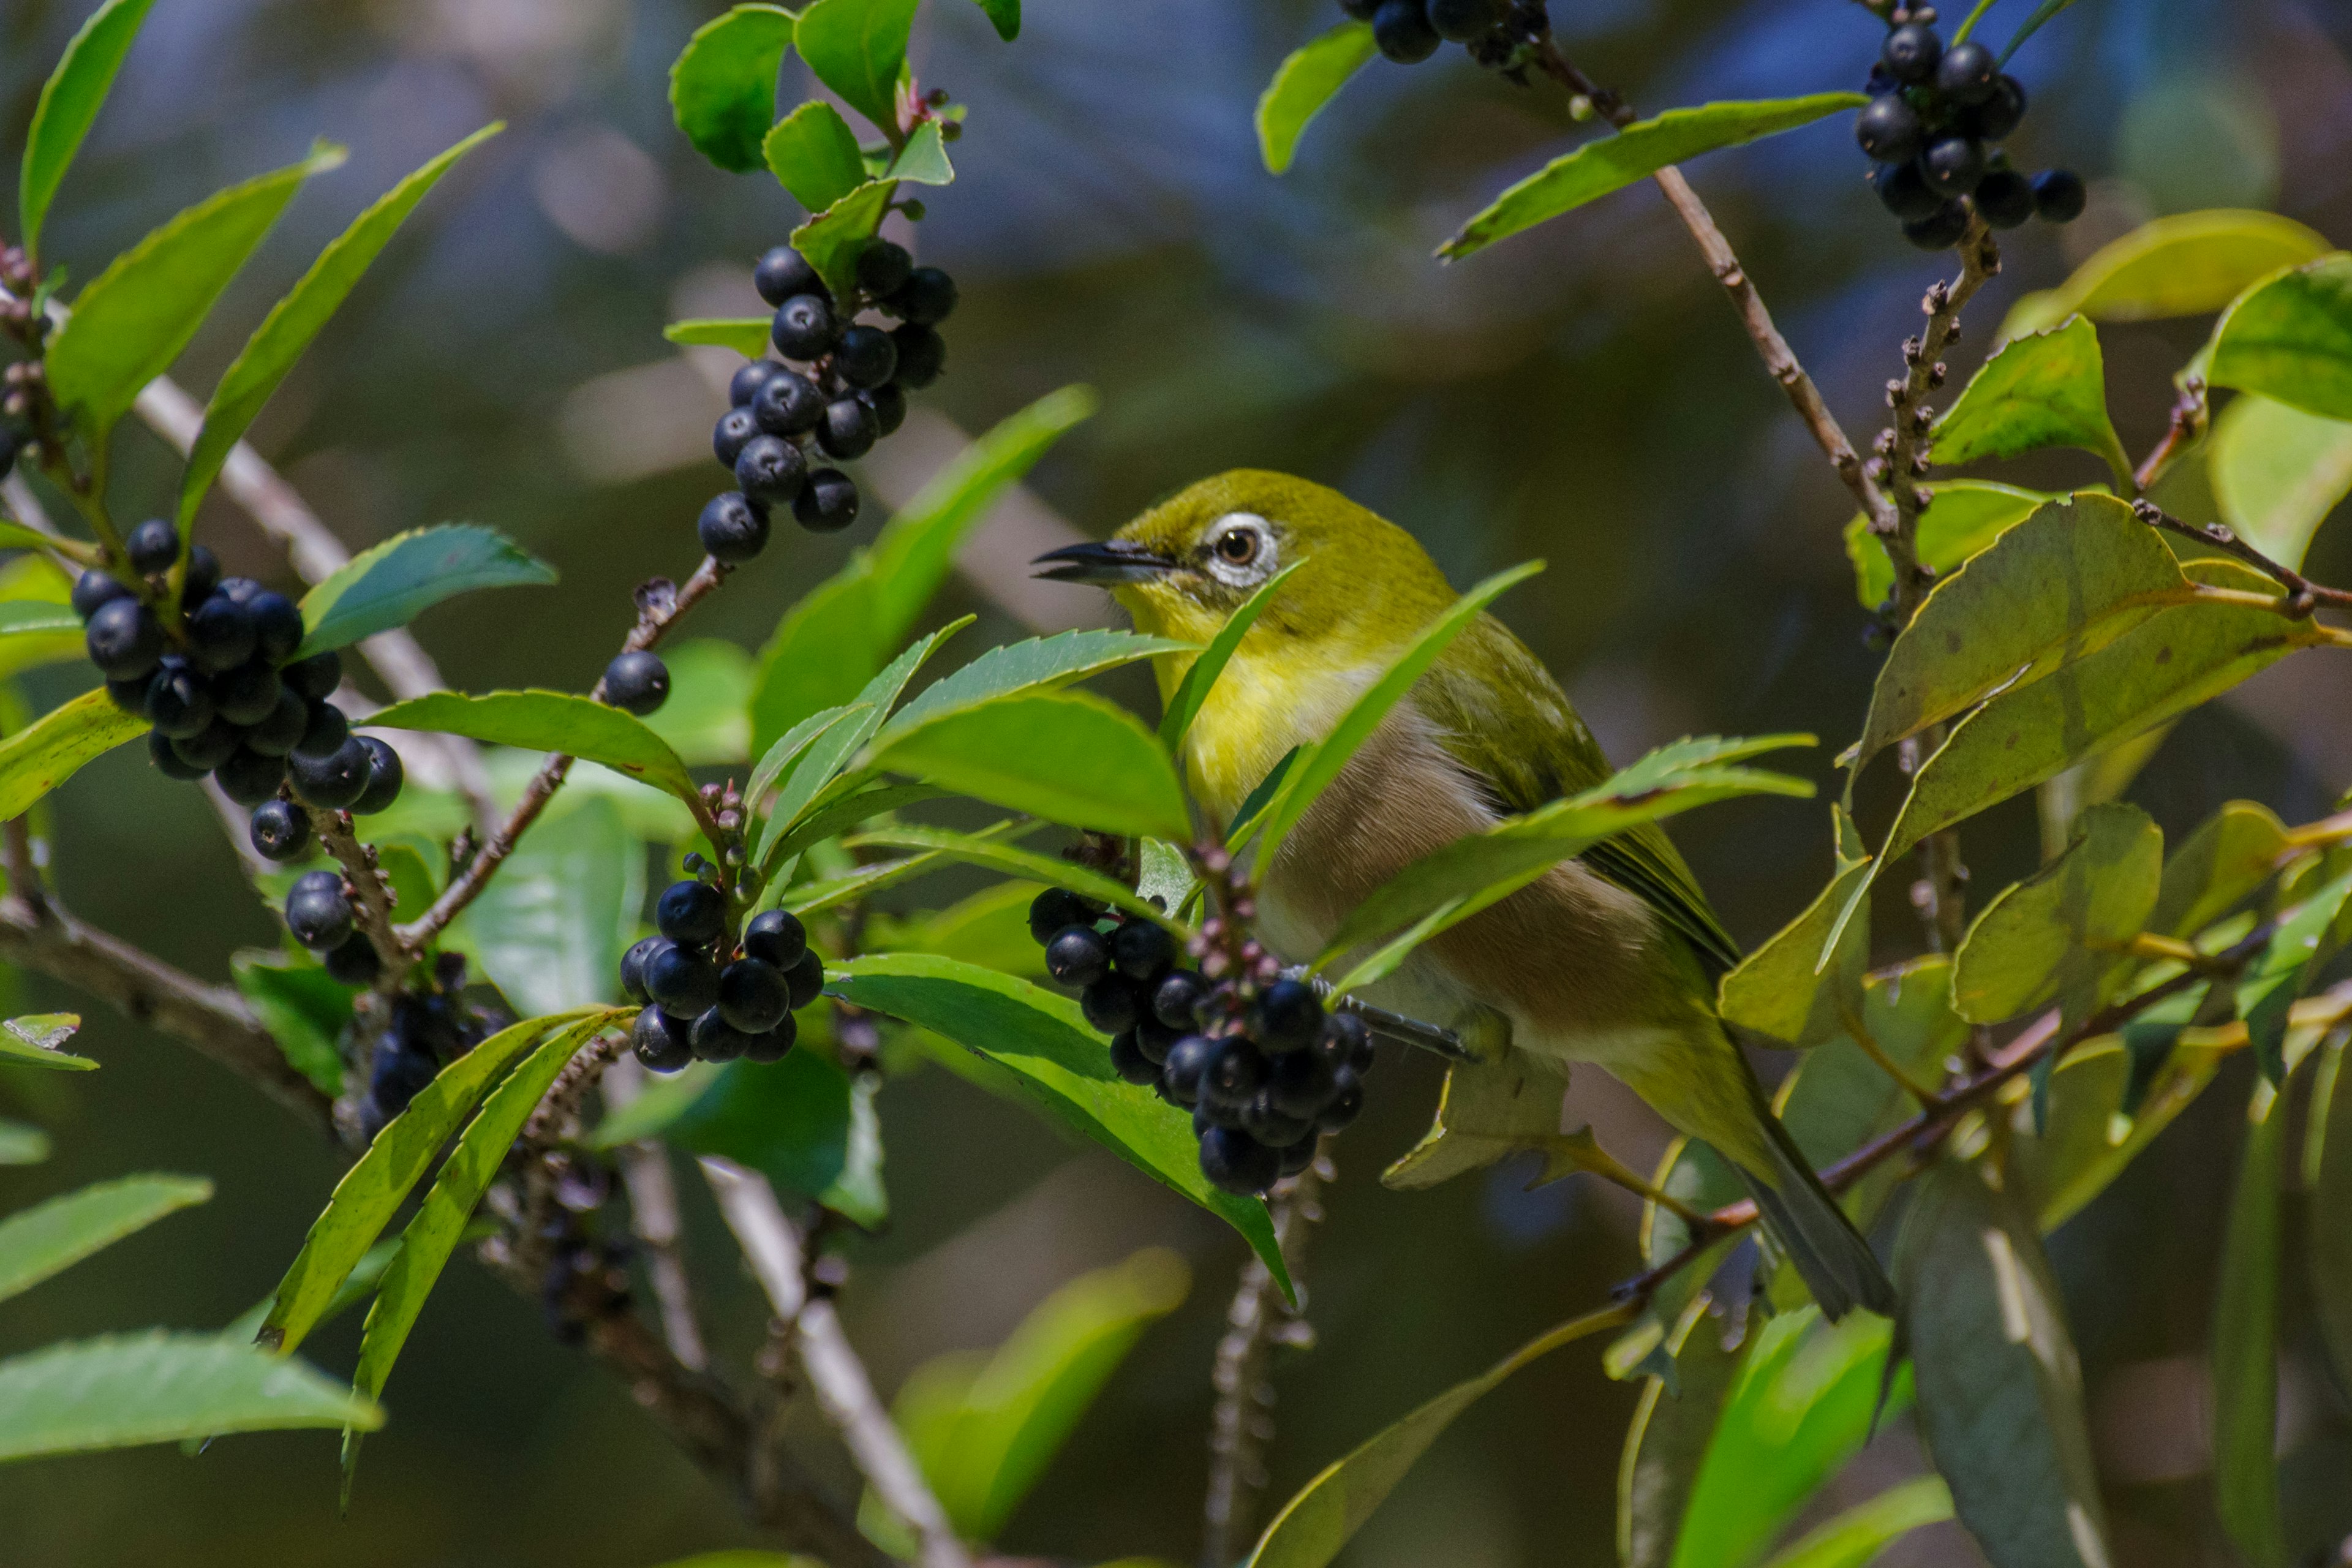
[
  {"left": 295, "top": 523, "right": 554, "bottom": 659},
  {"left": 866, "top": 691, "right": 1191, "bottom": 841},
  {"left": 0, "top": 1332, "right": 380, "bottom": 1460},
  {"left": 0, "top": 603, "right": 84, "bottom": 636},
  {"left": 882, "top": 628, "right": 1187, "bottom": 743},
  {"left": 2234, "top": 867, "right": 2352, "bottom": 1084},
  {"left": 0, "top": 1175, "right": 210, "bottom": 1305},
  {"left": 761, "top": 782, "right": 943, "bottom": 869},
  {"left": 2311, "top": 1037, "right": 2352, "bottom": 1395},
  {"left": 1757, "top": 1477, "right": 1955, "bottom": 1568},
  {"left": 18, "top": 0, "right": 161, "bottom": 257},
  {"left": 669, "top": 4, "right": 797, "bottom": 173},
  {"left": 365, "top": 689, "right": 697, "bottom": 805},
  {"left": 970, "top": 0, "right": 1019, "bottom": 41},
  {"left": 843, "top": 826, "right": 1185, "bottom": 933},
  {"left": 751, "top": 565, "right": 880, "bottom": 758},
  {"left": 0, "top": 1012, "right": 94, "bottom": 1071},
  {"left": 0, "top": 687, "right": 149, "bottom": 822},
  {"left": 1256, "top": 22, "right": 1377, "bottom": 176},
  {"left": 1618, "top": 1293, "right": 1745, "bottom": 1568},
  {"left": 1161, "top": 562, "right": 1304, "bottom": 751},
  {"left": 2215, "top": 1086, "right": 2290, "bottom": 1568}
]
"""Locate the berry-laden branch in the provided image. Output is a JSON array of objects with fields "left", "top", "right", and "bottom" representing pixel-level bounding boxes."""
[{"left": 307, "top": 809, "right": 407, "bottom": 987}]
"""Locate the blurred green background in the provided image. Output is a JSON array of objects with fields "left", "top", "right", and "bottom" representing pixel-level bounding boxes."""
[{"left": 3, "top": 0, "right": 2350, "bottom": 1563}]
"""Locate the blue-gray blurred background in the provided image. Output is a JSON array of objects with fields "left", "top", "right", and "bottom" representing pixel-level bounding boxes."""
[{"left": 3, "top": 0, "right": 2350, "bottom": 1563}]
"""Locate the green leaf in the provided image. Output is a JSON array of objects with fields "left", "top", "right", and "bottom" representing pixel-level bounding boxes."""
[
  {"left": 228, "top": 954, "right": 348, "bottom": 1095},
  {"left": 789, "top": 179, "right": 899, "bottom": 302},
  {"left": 1998, "top": 210, "right": 2332, "bottom": 342},
  {"left": 764, "top": 100, "right": 868, "bottom": 211},
  {"left": 365, "top": 689, "right": 698, "bottom": 805},
  {"left": 1224, "top": 747, "right": 1299, "bottom": 851},
  {"left": 1755, "top": 1477, "right": 1954, "bottom": 1568},
  {"left": 889, "top": 1248, "right": 1188, "bottom": 1540},
  {"left": 639, "top": 638, "right": 753, "bottom": 766},
  {"left": 2208, "top": 254, "right": 2352, "bottom": 422},
  {"left": 1998, "top": 0, "right": 2081, "bottom": 61},
  {"left": 1931, "top": 317, "right": 2129, "bottom": 483},
  {"left": 2234, "top": 866, "right": 2352, "bottom": 1084},
  {"left": 865, "top": 385, "right": 1099, "bottom": 648},
  {"left": 1242, "top": 1305, "right": 1630, "bottom": 1568},
  {"left": 0, "top": 1174, "right": 210, "bottom": 1305},
  {"left": 669, "top": 4, "right": 797, "bottom": 173},
  {"left": 1952, "top": 801, "right": 2162, "bottom": 1027},
  {"left": 831, "top": 954, "right": 1287, "bottom": 1289},
  {"left": 786, "top": 845, "right": 973, "bottom": 916},
  {"left": 763, "top": 783, "right": 944, "bottom": 870},
  {"left": 751, "top": 566, "right": 881, "bottom": 759},
  {"left": 1256, "top": 22, "right": 1378, "bottom": 176},
  {"left": 2152, "top": 801, "right": 2287, "bottom": 938},
  {"left": 0, "top": 687, "right": 149, "bottom": 822},
  {"left": 0, "top": 1120, "right": 49, "bottom": 1165},
  {"left": 2310, "top": 1038, "right": 2352, "bottom": 1399},
  {"left": 353, "top": 1015, "right": 617, "bottom": 1408},
  {"left": 0, "top": 1332, "right": 380, "bottom": 1461},
  {"left": 456, "top": 797, "right": 639, "bottom": 1017},
  {"left": 0, "top": 1011, "right": 94, "bottom": 1071},
  {"left": 259, "top": 1010, "right": 603, "bottom": 1355},
  {"left": 969, "top": 0, "right": 1019, "bottom": 42},
  {"left": 1160, "top": 562, "right": 1304, "bottom": 752},
  {"left": 843, "top": 826, "right": 1183, "bottom": 933},
  {"left": 887, "top": 121, "right": 956, "bottom": 186},
  {"left": 46, "top": 143, "right": 345, "bottom": 443},
  {"left": 1718, "top": 809, "right": 1870, "bottom": 1048},
  {"left": 0, "top": 602, "right": 83, "bottom": 636},
  {"left": 1841, "top": 480, "right": 2059, "bottom": 609},
  {"left": 864, "top": 691, "right": 1192, "bottom": 841},
  {"left": 794, "top": 0, "right": 917, "bottom": 132},
  {"left": 1258, "top": 562, "right": 1542, "bottom": 870},
  {"left": 2214, "top": 1087, "right": 2289, "bottom": 1568},
  {"left": 1777, "top": 955, "right": 1968, "bottom": 1187},
  {"left": 2209, "top": 393, "right": 2352, "bottom": 575},
  {"left": 1896, "top": 1156, "right": 2111, "bottom": 1568},
  {"left": 663, "top": 318, "right": 771, "bottom": 356},
  {"left": 881, "top": 628, "right": 1188, "bottom": 744},
  {"left": 1438, "top": 96, "right": 1865, "bottom": 260},
  {"left": 178, "top": 126, "right": 500, "bottom": 531},
  {"left": 1618, "top": 1292, "right": 1745, "bottom": 1568},
  {"left": 17, "top": 0, "right": 161, "bottom": 258},
  {"left": 2011, "top": 1008, "right": 2229, "bottom": 1232},
  {"left": 295, "top": 523, "right": 555, "bottom": 660}
]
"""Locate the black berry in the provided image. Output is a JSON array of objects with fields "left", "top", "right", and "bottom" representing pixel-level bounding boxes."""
[
  {"left": 731, "top": 360, "right": 784, "bottom": 407},
  {"left": 1934, "top": 40, "right": 1999, "bottom": 104},
  {"left": 1199, "top": 1126, "right": 1278, "bottom": 1196},
  {"left": 794, "top": 469, "right": 859, "bottom": 533},
  {"left": 1278, "top": 1137, "right": 1319, "bottom": 1178},
  {"left": 785, "top": 948, "right": 825, "bottom": 1011},
  {"left": 713, "top": 405, "right": 761, "bottom": 468},
  {"left": 1244, "top": 1092, "right": 1314, "bottom": 1152},
  {"left": 632, "top": 1003, "right": 695, "bottom": 1072},
  {"left": 621, "top": 936, "right": 669, "bottom": 1003},
  {"left": 657, "top": 879, "right": 728, "bottom": 945},
  {"left": 1082, "top": 976, "right": 1141, "bottom": 1035},
  {"left": 1203, "top": 1036, "right": 1269, "bottom": 1109},
  {"left": 834, "top": 325, "right": 898, "bottom": 390},
  {"left": 856, "top": 238, "right": 913, "bottom": 298},
  {"left": 646, "top": 943, "right": 720, "bottom": 1018},
  {"left": 280, "top": 650, "right": 341, "bottom": 703},
  {"left": 1029, "top": 888, "right": 1092, "bottom": 943},
  {"left": 186, "top": 592, "right": 256, "bottom": 673},
  {"left": 293, "top": 700, "right": 350, "bottom": 760},
  {"left": 72, "top": 570, "right": 130, "bottom": 621},
  {"left": 718, "top": 957, "right": 790, "bottom": 1033},
  {"left": 889, "top": 325, "right": 944, "bottom": 389},
  {"left": 371, "top": 1035, "right": 434, "bottom": 1114},
  {"left": 1371, "top": 0, "right": 1439, "bottom": 62},
  {"left": 862, "top": 385, "right": 907, "bottom": 438},
  {"left": 1152, "top": 970, "right": 1207, "bottom": 1030},
  {"left": 1325, "top": 1011, "right": 1374, "bottom": 1074},
  {"left": 743, "top": 1012, "right": 796, "bottom": 1063},
  {"left": 690, "top": 1008, "right": 751, "bottom": 1062},
  {"left": 605, "top": 650, "right": 670, "bottom": 715},
  {"left": 1318, "top": 1067, "right": 1365, "bottom": 1131},
  {"left": 1872, "top": 160, "right": 1944, "bottom": 220},
  {"left": 1854, "top": 95, "right": 1923, "bottom": 164},
  {"left": 1882, "top": 23, "right": 1941, "bottom": 83},
  {"left": 1163, "top": 1034, "right": 1215, "bottom": 1106},
  {"left": 771, "top": 294, "right": 838, "bottom": 360},
  {"left": 324, "top": 932, "right": 382, "bottom": 987},
  {"left": 1967, "top": 76, "right": 2027, "bottom": 141},
  {"left": 214, "top": 746, "right": 285, "bottom": 807},
  {"left": 181, "top": 548, "right": 222, "bottom": 606},
  {"left": 213, "top": 658, "right": 279, "bottom": 725},
  {"left": 2033, "top": 168, "right": 2086, "bottom": 222},
  {"left": 1250, "top": 979, "right": 1324, "bottom": 1053},
  {"left": 1110, "top": 1030, "right": 1159, "bottom": 1085},
  {"left": 1266, "top": 1047, "right": 1336, "bottom": 1120},
  {"left": 1428, "top": 0, "right": 1502, "bottom": 42},
  {"left": 351, "top": 737, "right": 403, "bottom": 815},
  {"left": 247, "top": 689, "right": 308, "bottom": 756},
  {"left": 1974, "top": 169, "right": 2035, "bottom": 228},
  {"left": 85, "top": 598, "right": 163, "bottom": 680},
  {"left": 1904, "top": 199, "right": 1973, "bottom": 250},
  {"left": 744, "top": 908, "right": 807, "bottom": 970},
  {"left": 698, "top": 492, "right": 771, "bottom": 562},
  {"left": 285, "top": 870, "right": 354, "bottom": 952},
  {"left": 1921, "top": 135, "right": 1986, "bottom": 198},
  {"left": 889, "top": 266, "right": 957, "bottom": 326},
  {"left": 124, "top": 518, "right": 178, "bottom": 576},
  {"left": 1136, "top": 1015, "right": 1180, "bottom": 1065},
  {"left": 105, "top": 675, "right": 151, "bottom": 715},
  {"left": 1045, "top": 924, "right": 1109, "bottom": 987},
  {"left": 753, "top": 245, "right": 824, "bottom": 307},
  {"left": 144, "top": 662, "right": 214, "bottom": 739},
  {"left": 816, "top": 398, "right": 877, "bottom": 460},
  {"left": 734, "top": 434, "right": 806, "bottom": 510},
  {"left": 752, "top": 370, "right": 826, "bottom": 435},
  {"left": 288, "top": 735, "right": 373, "bottom": 810},
  {"left": 1111, "top": 920, "right": 1175, "bottom": 981},
  {"left": 249, "top": 797, "right": 311, "bottom": 861},
  {"left": 148, "top": 730, "right": 208, "bottom": 780},
  {"left": 171, "top": 718, "right": 241, "bottom": 771}
]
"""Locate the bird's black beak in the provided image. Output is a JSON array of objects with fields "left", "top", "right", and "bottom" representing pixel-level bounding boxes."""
[{"left": 1031, "top": 539, "right": 1178, "bottom": 586}]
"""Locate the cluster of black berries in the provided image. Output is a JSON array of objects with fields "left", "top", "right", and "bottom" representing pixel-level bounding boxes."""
[
  {"left": 1028, "top": 887, "right": 1371, "bottom": 1197},
  {"left": 78, "top": 521, "right": 402, "bottom": 862},
  {"left": 355, "top": 962, "right": 497, "bottom": 1138},
  {"left": 1855, "top": 10, "right": 2084, "bottom": 249},
  {"left": 622, "top": 878, "right": 825, "bottom": 1071},
  {"left": 695, "top": 238, "right": 956, "bottom": 568},
  {"left": 1343, "top": 0, "right": 1545, "bottom": 68},
  {"left": 282, "top": 866, "right": 393, "bottom": 988}
]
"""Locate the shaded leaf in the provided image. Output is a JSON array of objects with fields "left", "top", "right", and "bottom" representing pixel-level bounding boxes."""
[
  {"left": 1931, "top": 317, "right": 2128, "bottom": 482},
  {"left": 18, "top": 0, "right": 160, "bottom": 254},
  {"left": 365, "top": 689, "right": 696, "bottom": 805},
  {"left": 669, "top": 4, "right": 797, "bottom": 173},
  {"left": 0, "top": 687, "right": 149, "bottom": 822},
  {"left": 750, "top": 565, "right": 878, "bottom": 758},
  {"left": 789, "top": 179, "right": 899, "bottom": 304},
  {"left": 0, "top": 1011, "right": 93, "bottom": 1071},
  {"left": 1618, "top": 1291, "right": 1746, "bottom": 1568},
  {"left": 0, "top": 1332, "right": 379, "bottom": 1460},
  {"left": 295, "top": 524, "right": 555, "bottom": 660},
  {"left": 2234, "top": 867, "right": 2352, "bottom": 1084},
  {"left": 844, "top": 826, "right": 1182, "bottom": 932},
  {"left": 456, "top": 796, "right": 640, "bottom": 1017},
  {"left": 881, "top": 628, "right": 1187, "bottom": 742},
  {"left": 969, "top": 0, "right": 1019, "bottom": 42},
  {"left": 2011, "top": 1019, "right": 2229, "bottom": 1233},
  {"left": 1160, "top": 561, "right": 1305, "bottom": 752},
  {"left": 1757, "top": 1477, "right": 1954, "bottom": 1568},
  {"left": 764, "top": 100, "right": 867, "bottom": 212},
  {"left": 179, "top": 126, "right": 500, "bottom": 530},
  {"left": 1841, "top": 480, "right": 2057, "bottom": 609},
  {"left": 1952, "top": 802, "right": 2162, "bottom": 1027},
  {"left": 762, "top": 782, "right": 945, "bottom": 870},
  {"left": 228, "top": 954, "right": 347, "bottom": 1095},
  {"left": 2310, "top": 1036, "right": 2352, "bottom": 1398},
  {"left": 46, "top": 144, "right": 344, "bottom": 442},
  {"left": 864, "top": 691, "right": 1191, "bottom": 841},
  {"left": 0, "top": 603, "right": 83, "bottom": 636},
  {"left": 2209, "top": 394, "right": 2352, "bottom": 575},
  {"left": 2214, "top": 1085, "right": 2289, "bottom": 1568},
  {"left": 0, "top": 1174, "right": 210, "bottom": 1305},
  {"left": 2207, "top": 254, "right": 2352, "bottom": 423},
  {"left": 0, "top": 1120, "right": 48, "bottom": 1166},
  {"left": 663, "top": 318, "right": 771, "bottom": 356},
  {"left": 1718, "top": 806, "right": 1871, "bottom": 1048},
  {"left": 2152, "top": 801, "right": 2288, "bottom": 938},
  {"left": 1997, "top": 209, "right": 2331, "bottom": 342},
  {"left": 1256, "top": 22, "right": 1376, "bottom": 176},
  {"left": 640, "top": 638, "right": 753, "bottom": 766},
  {"left": 794, "top": 0, "right": 918, "bottom": 131},
  {"left": 887, "top": 121, "right": 955, "bottom": 186},
  {"left": 1379, "top": 1053, "right": 1569, "bottom": 1192}
]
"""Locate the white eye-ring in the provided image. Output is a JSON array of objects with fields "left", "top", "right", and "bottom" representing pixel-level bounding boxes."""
[{"left": 1204, "top": 513, "right": 1277, "bottom": 586}]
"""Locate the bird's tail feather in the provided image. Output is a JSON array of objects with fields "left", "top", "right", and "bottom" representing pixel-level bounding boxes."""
[{"left": 1735, "top": 1085, "right": 1898, "bottom": 1322}]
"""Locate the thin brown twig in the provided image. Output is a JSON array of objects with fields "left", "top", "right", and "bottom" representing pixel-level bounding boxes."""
[
  {"left": 2133, "top": 377, "right": 2209, "bottom": 496},
  {"left": 2135, "top": 499, "right": 2352, "bottom": 616},
  {"left": 308, "top": 809, "right": 409, "bottom": 986}
]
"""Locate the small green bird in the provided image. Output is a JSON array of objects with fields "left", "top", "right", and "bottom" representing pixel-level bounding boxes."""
[{"left": 1038, "top": 469, "right": 1894, "bottom": 1321}]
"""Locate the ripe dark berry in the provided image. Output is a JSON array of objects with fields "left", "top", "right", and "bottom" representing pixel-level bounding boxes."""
[
  {"left": 794, "top": 468, "right": 859, "bottom": 533},
  {"left": 247, "top": 689, "right": 307, "bottom": 756},
  {"left": 249, "top": 797, "right": 311, "bottom": 861},
  {"left": 1277, "top": 1137, "right": 1319, "bottom": 1179},
  {"left": 731, "top": 360, "right": 783, "bottom": 407},
  {"left": 657, "top": 879, "right": 728, "bottom": 945},
  {"left": 753, "top": 245, "right": 824, "bottom": 307},
  {"left": 1199, "top": 1126, "right": 1278, "bottom": 1196},
  {"left": 620, "top": 936, "right": 669, "bottom": 1003},
  {"left": 1853, "top": 95, "right": 1923, "bottom": 165},
  {"left": 1250, "top": 979, "right": 1324, "bottom": 1054},
  {"left": 172, "top": 719, "right": 241, "bottom": 771},
  {"left": 752, "top": 370, "right": 826, "bottom": 435},
  {"left": 1029, "top": 888, "right": 1093, "bottom": 943},
  {"left": 214, "top": 745, "right": 285, "bottom": 806},
  {"left": 1082, "top": 976, "right": 1142, "bottom": 1034},
  {"left": 86, "top": 597, "right": 163, "bottom": 680},
  {"left": 1921, "top": 136, "right": 1986, "bottom": 198},
  {"left": 1163, "top": 1033, "right": 1215, "bottom": 1106},
  {"left": 253, "top": 594, "right": 307, "bottom": 665},
  {"left": 289, "top": 735, "right": 373, "bottom": 810},
  {"left": 1244, "top": 1092, "right": 1314, "bottom": 1151},
  {"left": 213, "top": 659, "right": 280, "bottom": 726},
  {"left": 856, "top": 238, "right": 913, "bottom": 298},
  {"left": 744, "top": 1012, "right": 796, "bottom": 1063},
  {"left": 834, "top": 325, "right": 899, "bottom": 390},
  {"left": 631, "top": 1003, "right": 695, "bottom": 1072},
  {"left": 862, "top": 384, "right": 907, "bottom": 439},
  {"left": 1318, "top": 1066, "right": 1365, "bottom": 1131},
  {"left": 1153, "top": 970, "right": 1207, "bottom": 1030},
  {"left": 1196, "top": 1095, "right": 1242, "bottom": 1133},
  {"left": 889, "top": 324, "right": 944, "bottom": 389},
  {"left": 124, "top": 518, "right": 178, "bottom": 576},
  {"left": 105, "top": 675, "right": 151, "bottom": 715},
  {"left": 1203, "top": 1036, "right": 1269, "bottom": 1109},
  {"left": 698, "top": 492, "right": 771, "bottom": 562},
  {"left": 280, "top": 650, "right": 341, "bottom": 702},
  {"left": 2033, "top": 168, "right": 2086, "bottom": 222},
  {"left": 714, "top": 405, "right": 761, "bottom": 467},
  {"left": 1112, "top": 921, "right": 1175, "bottom": 981},
  {"left": 771, "top": 294, "right": 838, "bottom": 360},
  {"left": 1872, "top": 160, "right": 1944, "bottom": 221},
  {"left": 144, "top": 662, "right": 214, "bottom": 739},
  {"left": 1045, "top": 924, "right": 1110, "bottom": 987},
  {"left": 744, "top": 908, "right": 807, "bottom": 970},
  {"left": 785, "top": 948, "right": 825, "bottom": 1011},
  {"left": 1974, "top": 168, "right": 2035, "bottom": 228},
  {"left": 1881, "top": 23, "right": 1941, "bottom": 83},
  {"left": 352, "top": 736, "right": 403, "bottom": 815},
  {"left": 1967, "top": 75, "right": 2027, "bottom": 141},
  {"left": 285, "top": 870, "right": 354, "bottom": 952},
  {"left": 1903, "top": 200, "right": 1973, "bottom": 250},
  {"left": 293, "top": 700, "right": 350, "bottom": 760},
  {"left": 1109, "top": 1030, "right": 1158, "bottom": 1085},
  {"left": 371, "top": 1035, "right": 435, "bottom": 1114},
  {"left": 1428, "top": 0, "right": 1503, "bottom": 42},
  {"left": 816, "top": 398, "right": 877, "bottom": 460},
  {"left": 1266, "top": 1047, "right": 1336, "bottom": 1120},
  {"left": 181, "top": 548, "right": 222, "bottom": 605},
  {"left": 324, "top": 932, "right": 382, "bottom": 986},
  {"left": 1934, "top": 40, "right": 1999, "bottom": 104},
  {"left": 646, "top": 943, "right": 720, "bottom": 1018},
  {"left": 1136, "top": 1014, "right": 1180, "bottom": 1065},
  {"left": 690, "top": 1008, "right": 752, "bottom": 1062},
  {"left": 734, "top": 434, "right": 807, "bottom": 510},
  {"left": 718, "top": 957, "right": 790, "bottom": 1033},
  {"left": 148, "top": 730, "right": 208, "bottom": 780},
  {"left": 186, "top": 592, "right": 257, "bottom": 673},
  {"left": 72, "top": 569, "right": 130, "bottom": 621},
  {"left": 1325, "top": 1010, "right": 1374, "bottom": 1074},
  {"left": 1371, "top": 0, "right": 1439, "bottom": 62},
  {"left": 605, "top": 650, "right": 670, "bottom": 715},
  {"left": 888, "top": 266, "right": 957, "bottom": 326}
]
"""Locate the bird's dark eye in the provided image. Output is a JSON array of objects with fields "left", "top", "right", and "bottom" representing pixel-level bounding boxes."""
[{"left": 1215, "top": 528, "right": 1259, "bottom": 566}]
